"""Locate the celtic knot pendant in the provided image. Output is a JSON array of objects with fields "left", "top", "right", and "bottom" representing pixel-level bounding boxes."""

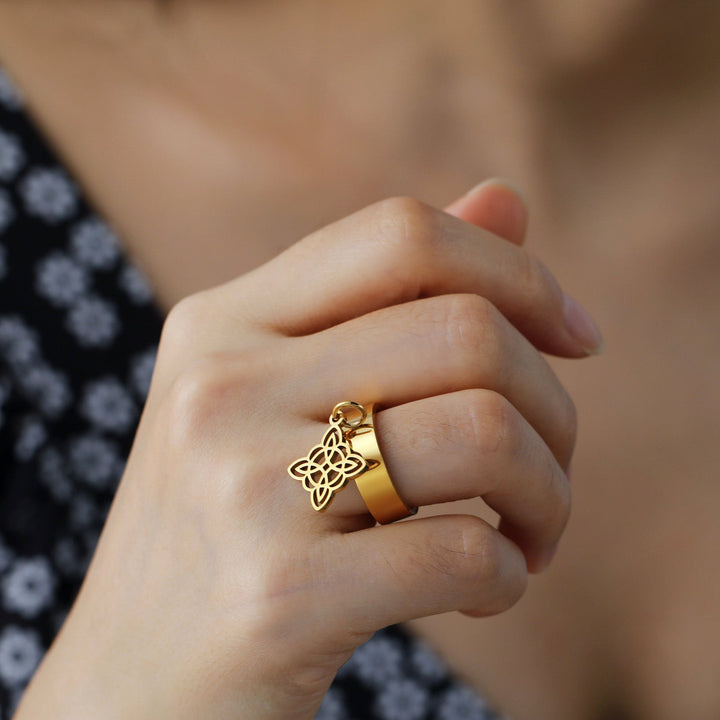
[{"left": 288, "top": 403, "right": 369, "bottom": 512}]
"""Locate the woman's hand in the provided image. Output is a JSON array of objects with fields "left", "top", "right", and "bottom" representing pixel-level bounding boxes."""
[{"left": 16, "top": 182, "right": 601, "bottom": 720}]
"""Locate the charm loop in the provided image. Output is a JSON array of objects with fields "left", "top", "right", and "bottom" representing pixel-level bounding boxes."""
[{"left": 331, "top": 401, "right": 367, "bottom": 429}]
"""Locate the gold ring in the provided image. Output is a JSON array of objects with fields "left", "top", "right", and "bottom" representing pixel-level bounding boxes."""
[
  {"left": 348, "top": 403, "right": 417, "bottom": 524},
  {"left": 287, "top": 401, "right": 417, "bottom": 523}
]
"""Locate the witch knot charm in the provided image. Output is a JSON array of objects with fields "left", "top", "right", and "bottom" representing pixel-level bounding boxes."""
[{"left": 288, "top": 415, "right": 367, "bottom": 512}]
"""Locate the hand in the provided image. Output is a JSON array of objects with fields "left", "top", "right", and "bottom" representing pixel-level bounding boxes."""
[{"left": 16, "top": 182, "right": 600, "bottom": 720}]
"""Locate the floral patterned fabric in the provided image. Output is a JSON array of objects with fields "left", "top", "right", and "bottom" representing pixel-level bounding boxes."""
[{"left": 0, "top": 66, "right": 503, "bottom": 720}]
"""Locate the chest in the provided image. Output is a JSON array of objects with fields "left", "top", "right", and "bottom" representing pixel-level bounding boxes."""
[
  {"left": 0, "top": 5, "right": 499, "bottom": 314},
  {"left": 27, "top": 80, "right": 720, "bottom": 720},
  {"left": 3, "top": 17, "right": 720, "bottom": 719}
]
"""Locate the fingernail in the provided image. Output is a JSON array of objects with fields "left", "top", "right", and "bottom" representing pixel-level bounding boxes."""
[
  {"left": 465, "top": 177, "right": 528, "bottom": 205},
  {"left": 562, "top": 293, "right": 604, "bottom": 355}
]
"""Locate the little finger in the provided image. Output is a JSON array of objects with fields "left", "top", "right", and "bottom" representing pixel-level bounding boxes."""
[{"left": 325, "top": 514, "right": 527, "bottom": 635}]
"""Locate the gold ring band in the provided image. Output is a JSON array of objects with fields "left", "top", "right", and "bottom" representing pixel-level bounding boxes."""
[{"left": 349, "top": 403, "right": 417, "bottom": 524}]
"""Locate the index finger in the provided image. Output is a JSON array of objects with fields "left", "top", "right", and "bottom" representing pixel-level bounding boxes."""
[{"left": 236, "top": 197, "right": 603, "bottom": 357}]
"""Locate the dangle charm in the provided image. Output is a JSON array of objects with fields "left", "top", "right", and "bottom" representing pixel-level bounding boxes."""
[{"left": 288, "top": 402, "right": 369, "bottom": 512}]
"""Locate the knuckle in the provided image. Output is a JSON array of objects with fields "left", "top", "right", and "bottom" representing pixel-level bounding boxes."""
[
  {"left": 160, "top": 291, "right": 211, "bottom": 352},
  {"left": 558, "top": 391, "right": 579, "bottom": 459},
  {"left": 442, "top": 294, "right": 505, "bottom": 378},
  {"left": 555, "top": 469, "right": 572, "bottom": 530},
  {"left": 504, "top": 567, "right": 529, "bottom": 611},
  {"left": 373, "top": 195, "right": 435, "bottom": 231},
  {"left": 464, "top": 389, "right": 520, "bottom": 462},
  {"left": 534, "top": 446, "right": 573, "bottom": 536},
  {"left": 456, "top": 517, "right": 502, "bottom": 584},
  {"left": 435, "top": 518, "right": 526, "bottom": 612},
  {"left": 162, "top": 353, "right": 251, "bottom": 448},
  {"left": 421, "top": 516, "right": 493, "bottom": 586},
  {"left": 370, "top": 195, "right": 440, "bottom": 267},
  {"left": 516, "top": 253, "right": 563, "bottom": 320},
  {"left": 457, "top": 520, "right": 528, "bottom": 614},
  {"left": 516, "top": 250, "right": 545, "bottom": 297}
]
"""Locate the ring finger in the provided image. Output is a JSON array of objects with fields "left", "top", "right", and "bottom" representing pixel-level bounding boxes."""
[{"left": 290, "top": 389, "right": 570, "bottom": 573}]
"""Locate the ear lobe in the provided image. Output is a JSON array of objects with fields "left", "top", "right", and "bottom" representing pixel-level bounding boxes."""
[{"left": 444, "top": 178, "right": 529, "bottom": 246}]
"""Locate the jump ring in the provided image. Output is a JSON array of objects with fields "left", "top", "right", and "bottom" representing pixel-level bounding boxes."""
[{"left": 331, "top": 400, "right": 367, "bottom": 428}]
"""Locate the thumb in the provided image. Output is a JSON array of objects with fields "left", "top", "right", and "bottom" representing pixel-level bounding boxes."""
[{"left": 445, "top": 178, "right": 529, "bottom": 246}]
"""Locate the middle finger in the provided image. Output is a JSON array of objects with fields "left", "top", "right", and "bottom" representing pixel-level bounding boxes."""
[{"left": 290, "top": 292, "right": 577, "bottom": 470}]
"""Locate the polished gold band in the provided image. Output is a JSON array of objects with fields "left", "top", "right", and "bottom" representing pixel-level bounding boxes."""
[{"left": 349, "top": 403, "right": 417, "bottom": 524}]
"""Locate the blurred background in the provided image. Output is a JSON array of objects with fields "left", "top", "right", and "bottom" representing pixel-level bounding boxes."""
[{"left": 0, "top": 1, "right": 719, "bottom": 718}]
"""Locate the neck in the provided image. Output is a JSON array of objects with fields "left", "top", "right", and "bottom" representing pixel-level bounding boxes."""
[{"left": 1, "top": 0, "right": 718, "bottom": 248}]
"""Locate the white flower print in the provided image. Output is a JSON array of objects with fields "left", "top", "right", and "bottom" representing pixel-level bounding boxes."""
[
  {"left": 0, "top": 316, "right": 39, "bottom": 367},
  {"left": 375, "top": 678, "right": 429, "bottom": 720},
  {"left": 69, "top": 434, "right": 122, "bottom": 489},
  {"left": 130, "top": 346, "right": 157, "bottom": 398},
  {"left": 315, "top": 687, "right": 347, "bottom": 720},
  {"left": 69, "top": 218, "right": 120, "bottom": 270},
  {"left": 0, "top": 68, "right": 23, "bottom": 110},
  {"left": 118, "top": 263, "right": 154, "bottom": 304},
  {"left": 35, "top": 252, "right": 89, "bottom": 308},
  {"left": 0, "top": 188, "right": 14, "bottom": 235},
  {"left": 20, "top": 167, "right": 78, "bottom": 224},
  {"left": 65, "top": 296, "right": 119, "bottom": 348},
  {"left": 14, "top": 416, "right": 47, "bottom": 462},
  {"left": 19, "top": 364, "right": 72, "bottom": 419},
  {"left": 38, "top": 447, "right": 73, "bottom": 502},
  {"left": 437, "top": 686, "right": 491, "bottom": 720},
  {"left": 1, "top": 557, "right": 55, "bottom": 619},
  {"left": 348, "top": 635, "right": 404, "bottom": 688},
  {"left": 409, "top": 639, "right": 449, "bottom": 683},
  {"left": 80, "top": 377, "right": 136, "bottom": 433},
  {"left": 0, "top": 626, "right": 42, "bottom": 686},
  {"left": 0, "top": 129, "right": 25, "bottom": 181}
]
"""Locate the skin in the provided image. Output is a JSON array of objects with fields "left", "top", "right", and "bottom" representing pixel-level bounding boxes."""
[
  {"left": 13, "top": 194, "right": 585, "bottom": 719},
  {"left": 1, "top": 1, "right": 719, "bottom": 718}
]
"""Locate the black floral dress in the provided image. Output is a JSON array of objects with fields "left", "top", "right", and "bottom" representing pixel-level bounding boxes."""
[{"left": 0, "top": 66, "right": 503, "bottom": 720}]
